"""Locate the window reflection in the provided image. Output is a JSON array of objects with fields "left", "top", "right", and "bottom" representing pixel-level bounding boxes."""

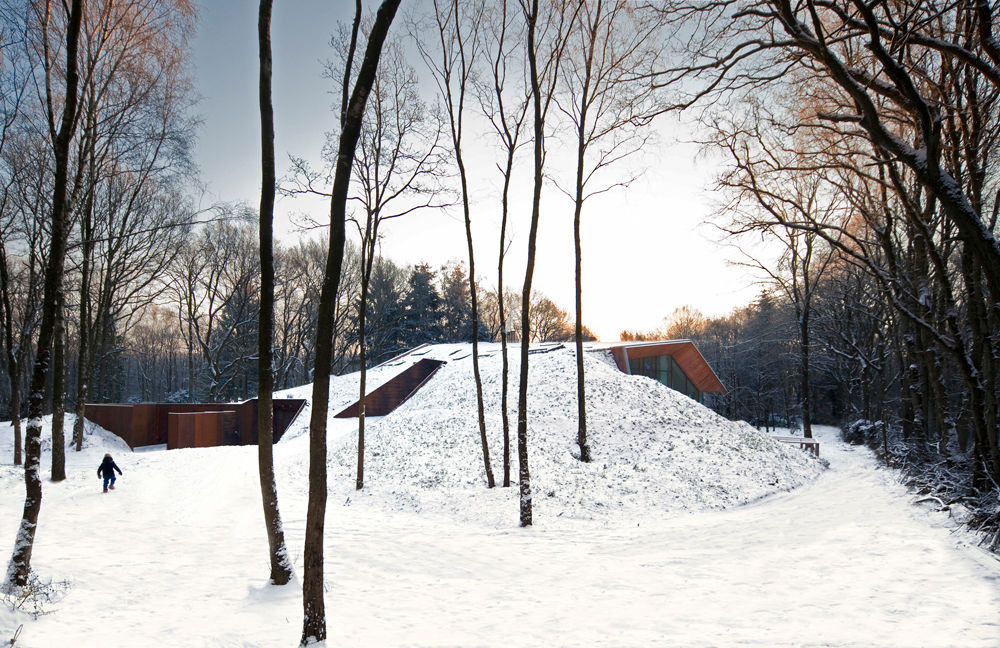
[{"left": 629, "top": 353, "right": 702, "bottom": 402}]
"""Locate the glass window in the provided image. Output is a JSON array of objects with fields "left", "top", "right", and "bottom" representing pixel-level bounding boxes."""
[
  {"left": 629, "top": 352, "right": 703, "bottom": 402},
  {"left": 670, "top": 360, "right": 685, "bottom": 392}
]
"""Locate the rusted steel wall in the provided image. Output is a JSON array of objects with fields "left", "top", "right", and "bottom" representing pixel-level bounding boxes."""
[
  {"left": 168, "top": 412, "right": 196, "bottom": 449},
  {"left": 130, "top": 405, "right": 157, "bottom": 446},
  {"left": 167, "top": 411, "right": 237, "bottom": 449},
  {"left": 86, "top": 399, "right": 306, "bottom": 450},
  {"left": 610, "top": 347, "right": 628, "bottom": 372},
  {"left": 237, "top": 399, "right": 306, "bottom": 444},
  {"left": 237, "top": 402, "right": 256, "bottom": 445},
  {"left": 335, "top": 358, "right": 446, "bottom": 418}
]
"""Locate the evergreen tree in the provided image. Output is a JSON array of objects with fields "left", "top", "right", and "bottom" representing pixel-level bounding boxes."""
[
  {"left": 439, "top": 263, "right": 472, "bottom": 341},
  {"left": 364, "top": 258, "right": 407, "bottom": 362},
  {"left": 400, "top": 263, "right": 443, "bottom": 345}
]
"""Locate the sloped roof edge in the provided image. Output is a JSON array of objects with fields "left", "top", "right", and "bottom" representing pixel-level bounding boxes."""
[{"left": 609, "top": 340, "right": 726, "bottom": 394}]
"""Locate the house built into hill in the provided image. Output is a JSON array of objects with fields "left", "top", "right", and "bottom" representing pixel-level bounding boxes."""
[
  {"left": 86, "top": 341, "right": 724, "bottom": 450},
  {"left": 606, "top": 340, "right": 725, "bottom": 403},
  {"left": 334, "top": 340, "right": 726, "bottom": 417}
]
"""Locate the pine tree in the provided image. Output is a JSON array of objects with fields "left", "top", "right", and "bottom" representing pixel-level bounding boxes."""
[
  {"left": 364, "top": 259, "right": 407, "bottom": 363},
  {"left": 400, "top": 263, "right": 443, "bottom": 346},
  {"left": 439, "top": 263, "right": 472, "bottom": 341}
]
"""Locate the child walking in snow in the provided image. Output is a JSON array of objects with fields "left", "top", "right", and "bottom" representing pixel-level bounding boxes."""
[{"left": 98, "top": 453, "right": 122, "bottom": 493}]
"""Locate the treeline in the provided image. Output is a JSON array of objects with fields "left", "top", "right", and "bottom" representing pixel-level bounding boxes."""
[
  {"left": 0, "top": 213, "right": 590, "bottom": 411},
  {"left": 627, "top": 293, "right": 884, "bottom": 434}
]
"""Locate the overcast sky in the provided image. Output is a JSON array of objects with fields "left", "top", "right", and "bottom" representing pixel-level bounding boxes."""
[{"left": 189, "top": 0, "right": 763, "bottom": 342}]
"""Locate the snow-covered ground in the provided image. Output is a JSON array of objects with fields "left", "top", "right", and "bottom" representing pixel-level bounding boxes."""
[{"left": 1, "top": 347, "right": 998, "bottom": 647}]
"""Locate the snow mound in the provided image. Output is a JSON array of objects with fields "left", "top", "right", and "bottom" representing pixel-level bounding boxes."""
[
  {"left": 330, "top": 347, "right": 823, "bottom": 526},
  {"left": 36, "top": 415, "right": 131, "bottom": 454}
]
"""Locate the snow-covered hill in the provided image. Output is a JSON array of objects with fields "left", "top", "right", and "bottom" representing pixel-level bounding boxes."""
[{"left": 324, "top": 346, "right": 823, "bottom": 526}]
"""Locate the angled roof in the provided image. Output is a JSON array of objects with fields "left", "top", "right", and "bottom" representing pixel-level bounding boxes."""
[{"left": 608, "top": 340, "right": 726, "bottom": 394}]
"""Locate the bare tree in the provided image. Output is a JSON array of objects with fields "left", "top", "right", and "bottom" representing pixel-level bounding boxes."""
[
  {"left": 179, "top": 217, "right": 261, "bottom": 403},
  {"left": 515, "top": 0, "right": 578, "bottom": 526},
  {"left": 527, "top": 292, "right": 571, "bottom": 341},
  {"left": 168, "top": 233, "right": 209, "bottom": 402},
  {"left": 301, "top": 0, "right": 400, "bottom": 643},
  {"left": 653, "top": 0, "right": 1000, "bottom": 500},
  {"left": 1, "top": 133, "right": 50, "bottom": 467},
  {"left": 255, "top": 0, "right": 293, "bottom": 587},
  {"left": 50, "top": 283, "right": 65, "bottom": 479},
  {"left": 0, "top": 3, "right": 30, "bottom": 466},
  {"left": 6, "top": 0, "right": 83, "bottom": 589},
  {"left": 68, "top": 0, "right": 197, "bottom": 446},
  {"left": 556, "top": 0, "right": 664, "bottom": 462},
  {"left": 417, "top": 0, "right": 496, "bottom": 488},
  {"left": 304, "top": 26, "right": 445, "bottom": 490},
  {"left": 657, "top": 0, "right": 1000, "bottom": 317},
  {"left": 475, "top": 0, "right": 530, "bottom": 487},
  {"left": 718, "top": 164, "right": 839, "bottom": 439}
]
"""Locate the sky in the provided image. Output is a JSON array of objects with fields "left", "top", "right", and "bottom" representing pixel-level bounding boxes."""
[{"left": 189, "top": 0, "right": 764, "bottom": 342}]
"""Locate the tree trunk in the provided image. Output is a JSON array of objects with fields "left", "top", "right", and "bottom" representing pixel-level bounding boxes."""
[
  {"left": 187, "top": 309, "right": 195, "bottom": 403},
  {"left": 516, "top": 0, "right": 545, "bottom": 528},
  {"left": 962, "top": 249, "right": 1000, "bottom": 481},
  {"left": 356, "top": 248, "right": 370, "bottom": 491},
  {"left": 50, "top": 287, "right": 66, "bottom": 481},
  {"left": 799, "top": 292, "right": 812, "bottom": 439},
  {"left": 458, "top": 142, "right": 495, "bottom": 489},
  {"left": 72, "top": 239, "right": 92, "bottom": 451},
  {"left": 73, "top": 113, "right": 98, "bottom": 453},
  {"left": 799, "top": 307, "right": 812, "bottom": 440},
  {"left": 572, "top": 115, "right": 590, "bottom": 463},
  {"left": 499, "top": 155, "right": 513, "bottom": 488},
  {"left": 301, "top": 2, "right": 400, "bottom": 643},
  {"left": 256, "top": 0, "right": 293, "bottom": 587},
  {"left": 7, "top": 0, "right": 83, "bottom": 589},
  {"left": 0, "top": 241, "right": 22, "bottom": 466}
]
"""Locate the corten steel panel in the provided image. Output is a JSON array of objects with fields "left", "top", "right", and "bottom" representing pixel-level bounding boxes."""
[
  {"left": 236, "top": 399, "right": 307, "bottom": 444},
  {"left": 90, "top": 399, "right": 307, "bottom": 450},
  {"left": 610, "top": 347, "right": 627, "bottom": 372},
  {"left": 221, "top": 410, "right": 240, "bottom": 445},
  {"left": 237, "top": 401, "right": 256, "bottom": 445},
  {"left": 167, "top": 411, "right": 231, "bottom": 448},
  {"left": 132, "top": 404, "right": 159, "bottom": 446},
  {"left": 155, "top": 403, "right": 231, "bottom": 441},
  {"left": 336, "top": 358, "right": 446, "bottom": 418},
  {"left": 168, "top": 413, "right": 196, "bottom": 449},
  {"left": 193, "top": 411, "right": 230, "bottom": 447},
  {"left": 612, "top": 341, "right": 726, "bottom": 394},
  {"left": 191, "top": 413, "right": 215, "bottom": 448}
]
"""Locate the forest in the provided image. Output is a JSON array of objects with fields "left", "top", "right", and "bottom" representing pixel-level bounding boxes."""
[{"left": 2, "top": 0, "right": 999, "bottom": 644}]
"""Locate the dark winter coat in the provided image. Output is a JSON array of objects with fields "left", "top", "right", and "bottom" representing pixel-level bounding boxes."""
[{"left": 97, "top": 457, "right": 122, "bottom": 479}]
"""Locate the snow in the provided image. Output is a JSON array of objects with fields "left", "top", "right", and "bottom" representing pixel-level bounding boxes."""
[
  {"left": 328, "top": 347, "right": 823, "bottom": 526},
  {"left": 0, "top": 345, "right": 998, "bottom": 647}
]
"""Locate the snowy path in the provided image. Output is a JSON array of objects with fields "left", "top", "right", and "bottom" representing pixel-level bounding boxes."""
[
  {"left": 320, "top": 425, "right": 1000, "bottom": 647},
  {"left": 3, "top": 425, "right": 999, "bottom": 647}
]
